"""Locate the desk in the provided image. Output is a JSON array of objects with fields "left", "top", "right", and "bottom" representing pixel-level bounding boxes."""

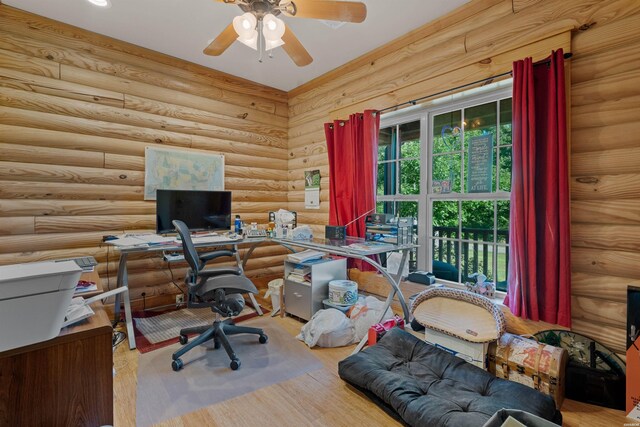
[
  {"left": 111, "top": 235, "right": 414, "bottom": 351},
  {"left": 110, "top": 237, "right": 265, "bottom": 349},
  {"left": 0, "top": 303, "right": 113, "bottom": 426}
]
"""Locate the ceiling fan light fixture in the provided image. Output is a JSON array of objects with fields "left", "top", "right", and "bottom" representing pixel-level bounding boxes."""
[
  {"left": 237, "top": 30, "right": 259, "bottom": 50},
  {"left": 262, "top": 13, "right": 285, "bottom": 51},
  {"left": 264, "top": 38, "right": 285, "bottom": 51},
  {"left": 233, "top": 12, "right": 257, "bottom": 38},
  {"left": 233, "top": 12, "right": 259, "bottom": 50}
]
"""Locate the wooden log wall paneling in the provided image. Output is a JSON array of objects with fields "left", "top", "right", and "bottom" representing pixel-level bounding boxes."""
[
  {"left": 0, "top": 5, "right": 288, "bottom": 304},
  {"left": 287, "top": 0, "right": 640, "bottom": 353}
]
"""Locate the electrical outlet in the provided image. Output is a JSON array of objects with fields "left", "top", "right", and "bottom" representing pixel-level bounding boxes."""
[{"left": 176, "top": 294, "right": 184, "bottom": 306}]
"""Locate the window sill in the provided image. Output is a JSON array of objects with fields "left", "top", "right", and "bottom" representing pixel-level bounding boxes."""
[{"left": 432, "top": 279, "right": 507, "bottom": 306}]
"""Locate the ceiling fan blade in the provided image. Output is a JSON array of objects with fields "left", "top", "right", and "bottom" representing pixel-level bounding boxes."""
[
  {"left": 285, "top": 0, "right": 366, "bottom": 23},
  {"left": 282, "top": 25, "right": 313, "bottom": 67},
  {"left": 203, "top": 23, "right": 237, "bottom": 56}
]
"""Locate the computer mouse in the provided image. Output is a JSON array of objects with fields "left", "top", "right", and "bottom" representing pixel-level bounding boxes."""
[{"left": 103, "top": 235, "right": 118, "bottom": 241}]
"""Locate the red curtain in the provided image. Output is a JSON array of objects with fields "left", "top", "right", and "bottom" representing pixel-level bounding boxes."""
[
  {"left": 325, "top": 110, "right": 380, "bottom": 270},
  {"left": 504, "top": 49, "right": 571, "bottom": 327}
]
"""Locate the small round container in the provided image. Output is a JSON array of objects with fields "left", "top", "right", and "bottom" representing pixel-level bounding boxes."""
[{"left": 328, "top": 280, "right": 358, "bottom": 306}]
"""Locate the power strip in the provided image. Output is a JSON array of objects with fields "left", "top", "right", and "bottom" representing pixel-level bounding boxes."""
[{"left": 163, "top": 253, "right": 184, "bottom": 262}]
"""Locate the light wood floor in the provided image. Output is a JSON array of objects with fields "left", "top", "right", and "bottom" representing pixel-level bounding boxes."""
[{"left": 113, "top": 313, "right": 630, "bottom": 427}]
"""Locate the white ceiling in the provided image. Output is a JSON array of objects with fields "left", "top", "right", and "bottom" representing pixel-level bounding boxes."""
[{"left": 4, "top": 0, "right": 470, "bottom": 91}]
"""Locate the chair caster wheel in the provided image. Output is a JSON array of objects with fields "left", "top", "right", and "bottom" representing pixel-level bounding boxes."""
[
  {"left": 214, "top": 339, "right": 221, "bottom": 349},
  {"left": 230, "top": 359, "right": 241, "bottom": 370},
  {"left": 259, "top": 334, "right": 268, "bottom": 344},
  {"left": 172, "top": 359, "right": 184, "bottom": 372},
  {"left": 179, "top": 335, "right": 188, "bottom": 345}
]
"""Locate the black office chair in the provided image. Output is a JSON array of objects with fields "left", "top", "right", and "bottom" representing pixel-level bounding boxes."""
[{"left": 170, "top": 220, "right": 267, "bottom": 371}]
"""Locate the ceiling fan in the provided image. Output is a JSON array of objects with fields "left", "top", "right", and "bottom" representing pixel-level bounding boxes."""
[{"left": 204, "top": 0, "right": 367, "bottom": 66}]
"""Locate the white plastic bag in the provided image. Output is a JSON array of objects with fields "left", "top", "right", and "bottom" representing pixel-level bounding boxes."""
[
  {"left": 349, "top": 296, "right": 394, "bottom": 341},
  {"left": 297, "top": 308, "right": 355, "bottom": 348}
]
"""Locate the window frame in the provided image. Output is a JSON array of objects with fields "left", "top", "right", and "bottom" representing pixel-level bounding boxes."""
[{"left": 378, "top": 83, "right": 512, "bottom": 293}]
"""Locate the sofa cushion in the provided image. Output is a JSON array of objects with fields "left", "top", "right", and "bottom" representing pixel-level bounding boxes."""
[{"left": 338, "top": 328, "right": 561, "bottom": 427}]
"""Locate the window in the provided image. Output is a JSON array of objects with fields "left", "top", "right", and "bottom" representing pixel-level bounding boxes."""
[
  {"left": 377, "top": 118, "right": 421, "bottom": 269},
  {"left": 377, "top": 84, "right": 512, "bottom": 291}
]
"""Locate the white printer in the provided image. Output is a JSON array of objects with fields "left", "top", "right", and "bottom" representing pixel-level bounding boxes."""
[{"left": 0, "top": 260, "right": 83, "bottom": 352}]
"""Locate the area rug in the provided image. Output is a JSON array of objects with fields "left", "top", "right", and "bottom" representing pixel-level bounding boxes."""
[
  {"left": 135, "top": 317, "right": 322, "bottom": 426},
  {"left": 133, "top": 306, "right": 267, "bottom": 354}
]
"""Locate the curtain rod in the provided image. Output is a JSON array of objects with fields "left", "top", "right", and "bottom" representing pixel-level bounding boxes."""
[{"left": 378, "top": 52, "right": 573, "bottom": 114}]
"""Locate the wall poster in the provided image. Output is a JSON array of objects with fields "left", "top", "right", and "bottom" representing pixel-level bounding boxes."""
[
  {"left": 467, "top": 134, "right": 493, "bottom": 193},
  {"left": 304, "top": 169, "right": 320, "bottom": 209},
  {"left": 144, "top": 146, "right": 224, "bottom": 200}
]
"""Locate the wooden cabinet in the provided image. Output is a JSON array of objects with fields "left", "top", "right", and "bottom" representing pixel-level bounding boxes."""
[
  {"left": 0, "top": 304, "right": 113, "bottom": 427},
  {"left": 284, "top": 258, "right": 346, "bottom": 320}
]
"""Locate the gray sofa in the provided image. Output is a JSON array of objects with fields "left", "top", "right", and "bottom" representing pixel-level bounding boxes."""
[{"left": 338, "top": 328, "right": 561, "bottom": 427}]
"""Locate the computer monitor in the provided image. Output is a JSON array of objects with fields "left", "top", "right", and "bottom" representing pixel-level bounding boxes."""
[{"left": 156, "top": 189, "right": 232, "bottom": 234}]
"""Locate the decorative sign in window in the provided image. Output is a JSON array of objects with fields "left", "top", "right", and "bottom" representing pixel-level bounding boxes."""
[{"left": 467, "top": 134, "right": 493, "bottom": 193}]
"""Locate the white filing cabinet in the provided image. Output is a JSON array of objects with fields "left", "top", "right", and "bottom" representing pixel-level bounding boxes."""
[{"left": 284, "top": 258, "right": 346, "bottom": 321}]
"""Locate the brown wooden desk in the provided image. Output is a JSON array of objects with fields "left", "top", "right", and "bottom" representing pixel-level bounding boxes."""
[{"left": 0, "top": 304, "right": 113, "bottom": 426}]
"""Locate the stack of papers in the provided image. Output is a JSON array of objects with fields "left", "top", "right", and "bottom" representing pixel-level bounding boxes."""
[
  {"left": 62, "top": 297, "right": 95, "bottom": 328},
  {"left": 287, "top": 265, "right": 311, "bottom": 284},
  {"left": 343, "top": 241, "right": 395, "bottom": 252},
  {"left": 286, "top": 250, "right": 324, "bottom": 263}
]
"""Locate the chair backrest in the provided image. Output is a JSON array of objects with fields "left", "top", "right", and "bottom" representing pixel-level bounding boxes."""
[{"left": 172, "top": 220, "right": 202, "bottom": 275}]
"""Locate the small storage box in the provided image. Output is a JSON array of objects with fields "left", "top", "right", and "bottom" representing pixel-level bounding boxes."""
[
  {"left": 425, "top": 327, "right": 489, "bottom": 369},
  {"left": 488, "top": 333, "right": 567, "bottom": 409}
]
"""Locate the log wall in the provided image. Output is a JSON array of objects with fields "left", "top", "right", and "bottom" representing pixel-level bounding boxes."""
[
  {"left": 0, "top": 5, "right": 289, "bottom": 307},
  {"left": 288, "top": 0, "right": 640, "bottom": 353}
]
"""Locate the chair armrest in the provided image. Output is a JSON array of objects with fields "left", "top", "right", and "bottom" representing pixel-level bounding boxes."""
[{"left": 199, "top": 249, "right": 236, "bottom": 263}]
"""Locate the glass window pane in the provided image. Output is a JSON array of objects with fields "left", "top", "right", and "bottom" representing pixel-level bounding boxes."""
[
  {"left": 432, "top": 200, "right": 458, "bottom": 238},
  {"left": 399, "top": 159, "right": 420, "bottom": 195},
  {"left": 377, "top": 162, "right": 395, "bottom": 196},
  {"left": 464, "top": 102, "right": 497, "bottom": 142},
  {"left": 431, "top": 238, "right": 460, "bottom": 282},
  {"left": 433, "top": 110, "right": 462, "bottom": 153},
  {"left": 378, "top": 126, "right": 396, "bottom": 162},
  {"left": 499, "top": 147, "right": 512, "bottom": 192},
  {"left": 397, "top": 201, "right": 418, "bottom": 219},
  {"left": 500, "top": 99, "right": 512, "bottom": 128},
  {"left": 432, "top": 154, "right": 461, "bottom": 193},
  {"left": 495, "top": 245, "right": 508, "bottom": 291},
  {"left": 461, "top": 243, "right": 494, "bottom": 283},
  {"left": 461, "top": 200, "right": 494, "bottom": 243},
  {"left": 399, "top": 121, "right": 420, "bottom": 159},
  {"left": 464, "top": 102, "right": 497, "bottom": 194},
  {"left": 497, "top": 200, "right": 510, "bottom": 243}
]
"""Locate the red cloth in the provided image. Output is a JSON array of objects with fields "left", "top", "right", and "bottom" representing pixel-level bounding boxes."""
[
  {"left": 325, "top": 110, "right": 380, "bottom": 270},
  {"left": 504, "top": 49, "right": 571, "bottom": 327}
]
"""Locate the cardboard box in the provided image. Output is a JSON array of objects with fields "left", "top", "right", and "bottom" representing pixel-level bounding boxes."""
[{"left": 425, "top": 327, "right": 489, "bottom": 369}]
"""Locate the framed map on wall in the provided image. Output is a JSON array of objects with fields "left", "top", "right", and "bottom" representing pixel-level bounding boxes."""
[{"left": 144, "top": 146, "right": 225, "bottom": 200}]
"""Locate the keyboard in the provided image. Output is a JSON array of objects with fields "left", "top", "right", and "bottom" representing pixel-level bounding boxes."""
[
  {"left": 245, "top": 229, "right": 267, "bottom": 238},
  {"left": 55, "top": 256, "right": 98, "bottom": 270}
]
